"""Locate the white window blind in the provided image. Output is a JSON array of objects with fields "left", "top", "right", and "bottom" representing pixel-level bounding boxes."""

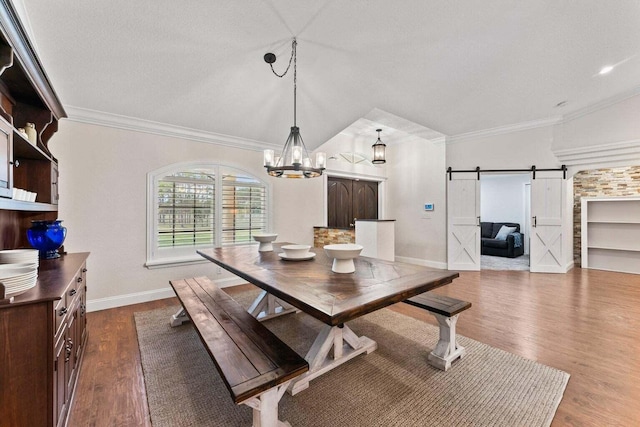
[
  {"left": 157, "top": 172, "right": 215, "bottom": 248},
  {"left": 221, "top": 173, "right": 267, "bottom": 245},
  {"left": 148, "top": 163, "right": 270, "bottom": 267}
]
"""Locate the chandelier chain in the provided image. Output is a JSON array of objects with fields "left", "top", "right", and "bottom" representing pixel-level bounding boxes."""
[
  {"left": 269, "top": 39, "right": 296, "bottom": 78},
  {"left": 268, "top": 39, "right": 297, "bottom": 126}
]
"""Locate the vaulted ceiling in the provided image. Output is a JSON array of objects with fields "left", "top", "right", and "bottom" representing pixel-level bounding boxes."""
[{"left": 19, "top": 0, "right": 640, "bottom": 149}]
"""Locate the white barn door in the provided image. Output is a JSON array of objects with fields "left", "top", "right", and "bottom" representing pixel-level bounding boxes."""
[
  {"left": 530, "top": 175, "right": 565, "bottom": 273},
  {"left": 447, "top": 177, "right": 481, "bottom": 271}
]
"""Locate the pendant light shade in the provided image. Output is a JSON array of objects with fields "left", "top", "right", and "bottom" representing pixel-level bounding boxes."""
[
  {"left": 262, "top": 39, "right": 325, "bottom": 178},
  {"left": 372, "top": 129, "right": 386, "bottom": 164}
]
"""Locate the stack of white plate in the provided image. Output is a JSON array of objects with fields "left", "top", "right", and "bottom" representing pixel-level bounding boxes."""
[{"left": 0, "top": 249, "right": 39, "bottom": 297}]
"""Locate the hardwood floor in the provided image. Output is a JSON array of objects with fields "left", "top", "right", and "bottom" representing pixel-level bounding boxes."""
[{"left": 68, "top": 268, "right": 640, "bottom": 427}]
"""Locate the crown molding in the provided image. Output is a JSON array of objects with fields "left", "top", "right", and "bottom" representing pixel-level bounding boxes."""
[
  {"left": 65, "top": 105, "right": 280, "bottom": 152},
  {"left": 563, "top": 85, "right": 640, "bottom": 122},
  {"left": 446, "top": 117, "right": 562, "bottom": 144}
]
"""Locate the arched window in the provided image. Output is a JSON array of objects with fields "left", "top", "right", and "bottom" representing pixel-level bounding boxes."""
[{"left": 146, "top": 162, "right": 270, "bottom": 267}]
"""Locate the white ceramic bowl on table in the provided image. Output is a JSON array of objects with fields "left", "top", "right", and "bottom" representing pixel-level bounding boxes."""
[
  {"left": 280, "top": 244, "right": 312, "bottom": 258},
  {"left": 323, "top": 243, "right": 364, "bottom": 273},
  {"left": 252, "top": 233, "right": 278, "bottom": 252}
]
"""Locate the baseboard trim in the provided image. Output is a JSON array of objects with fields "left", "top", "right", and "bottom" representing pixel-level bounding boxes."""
[
  {"left": 395, "top": 255, "right": 448, "bottom": 270},
  {"left": 86, "top": 276, "right": 246, "bottom": 312}
]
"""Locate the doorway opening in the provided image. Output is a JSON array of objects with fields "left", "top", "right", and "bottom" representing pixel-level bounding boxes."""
[{"left": 480, "top": 173, "right": 531, "bottom": 271}]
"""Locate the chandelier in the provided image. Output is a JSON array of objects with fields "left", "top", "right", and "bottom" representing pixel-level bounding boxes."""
[{"left": 263, "top": 39, "right": 326, "bottom": 178}]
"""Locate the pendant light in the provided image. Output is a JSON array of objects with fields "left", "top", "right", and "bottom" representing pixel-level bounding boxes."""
[
  {"left": 372, "top": 129, "right": 386, "bottom": 164},
  {"left": 262, "top": 39, "right": 326, "bottom": 178}
]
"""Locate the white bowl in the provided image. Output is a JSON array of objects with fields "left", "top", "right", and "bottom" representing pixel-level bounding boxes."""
[
  {"left": 253, "top": 233, "right": 278, "bottom": 252},
  {"left": 281, "top": 244, "right": 311, "bottom": 258},
  {"left": 323, "top": 244, "right": 364, "bottom": 273}
]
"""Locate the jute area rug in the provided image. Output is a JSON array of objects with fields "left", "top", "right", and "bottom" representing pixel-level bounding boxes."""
[{"left": 134, "top": 291, "right": 569, "bottom": 427}]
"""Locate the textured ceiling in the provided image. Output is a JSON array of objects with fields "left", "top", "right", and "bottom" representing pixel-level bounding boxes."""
[{"left": 18, "top": 0, "right": 640, "bottom": 149}]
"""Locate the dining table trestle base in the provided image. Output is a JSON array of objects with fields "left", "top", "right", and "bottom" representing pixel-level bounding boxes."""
[
  {"left": 249, "top": 290, "right": 300, "bottom": 321},
  {"left": 288, "top": 323, "right": 377, "bottom": 395}
]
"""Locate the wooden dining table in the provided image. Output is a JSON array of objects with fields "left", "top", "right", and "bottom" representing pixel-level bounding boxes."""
[{"left": 195, "top": 243, "right": 460, "bottom": 395}]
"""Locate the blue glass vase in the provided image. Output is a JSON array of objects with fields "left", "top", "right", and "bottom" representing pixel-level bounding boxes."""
[{"left": 27, "top": 220, "right": 67, "bottom": 259}]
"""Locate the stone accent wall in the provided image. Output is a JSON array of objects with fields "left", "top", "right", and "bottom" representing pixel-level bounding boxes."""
[
  {"left": 573, "top": 166, "right": 640, "bottom": 264},
  {"left": 313, "top": 227, "right": 355, "bottom": 247}
]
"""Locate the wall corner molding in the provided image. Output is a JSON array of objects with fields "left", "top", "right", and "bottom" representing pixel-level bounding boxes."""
[
  {"left": 64, "top": 105, "right": 280, "bottom": 152},
  {"left": 553, "top": 138, "right": 640, "bottom": 172}
]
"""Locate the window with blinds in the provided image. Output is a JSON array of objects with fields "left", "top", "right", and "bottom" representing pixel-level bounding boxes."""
[
  {"left": 221, "top": 173, "right": 267, "bottom": 245},
  {"left": 148, "top": 163, "right": 270, "bottom": 267},
  {"left": 157, "top": 172, "right": 215, "bottom": 248}
]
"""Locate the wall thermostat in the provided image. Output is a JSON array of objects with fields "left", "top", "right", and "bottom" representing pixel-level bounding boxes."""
[{"left": 424, "top": 203, "right": 434, "bottom": 211}]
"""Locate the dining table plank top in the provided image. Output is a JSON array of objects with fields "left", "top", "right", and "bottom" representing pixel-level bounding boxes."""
[{"left": 197, "top": 243, "right": 459, "bottom": 326}]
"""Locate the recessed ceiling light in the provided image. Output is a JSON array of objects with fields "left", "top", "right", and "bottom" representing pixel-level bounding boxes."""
[{"left": 599, "top": 65, "right": 614, "bottom": 75}]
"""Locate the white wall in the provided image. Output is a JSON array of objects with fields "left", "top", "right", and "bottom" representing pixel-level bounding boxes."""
[
  {"left": 49, "top": 120, "right": 323, "bottom": 311},
  {"left": 480, "top": 174, "right": 530, "bottom": 227},
  {"left": 386, "top": 137, "right": 447, "bottom": 268},
  {"left": 447, "top": 125, "right": 560, "bottom": 170}
]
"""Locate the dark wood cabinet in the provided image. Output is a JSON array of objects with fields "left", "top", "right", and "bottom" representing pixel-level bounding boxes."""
[
  {"left": 0, "top": 6, "right": 84, "bottom": 426},
  {"left": 328, "top": 177, "right": 378, "bottom": 228},
  {"left": 0, "top": 253, "right": 89, "bottom": 427}
]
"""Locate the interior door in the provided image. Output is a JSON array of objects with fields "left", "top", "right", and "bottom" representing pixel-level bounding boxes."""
[
  {"left": 327, "top": 178, "right": 352, "bottom": 228},
  {"left": 353, "top": 180, "right": 378, "bottom": 221},
  {"left": 328, "top": 177, "right": 378, "bottom": 228},
  {"left": 530, "top": 175, "right": 564, "bottom": 273},
  {"left": 447, "top": 177, "right": 481, "bottom": 270}
]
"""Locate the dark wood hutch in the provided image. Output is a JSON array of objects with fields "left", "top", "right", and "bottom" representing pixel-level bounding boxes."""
[{"left": 0, "top": 2, "right": 89, "bottom": 427}]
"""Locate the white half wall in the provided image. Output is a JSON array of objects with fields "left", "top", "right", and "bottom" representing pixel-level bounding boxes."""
[{"left": 49, "top": 120, "right": 323, "bottom": 311}]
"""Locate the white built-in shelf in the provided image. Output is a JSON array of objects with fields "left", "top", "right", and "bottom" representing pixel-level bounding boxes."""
[
  {"left": 587, "top": 246, "right": 640, "bottom": 252},
  {"left": 587, "top": 220, "right": 640, "bottom": 224},
  {"left": 581, "top": 197, "right": 640, "bottom": 275}
]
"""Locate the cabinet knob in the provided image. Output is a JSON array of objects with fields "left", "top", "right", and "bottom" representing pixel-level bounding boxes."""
[
  {"left": 9, "top": 159, "right": 19, "bottom": 167},
  {"left": 77, "top": 277, "right": 83, "bottom": 283},
  {"left": 59, "top": 307, "right": 67, "bottom": 316},
  {"left": 69, "top": 288, "right": 77, "bottom": 296},
  {"left": 82, "top": 268, "right": 88, "bottom": 273}
]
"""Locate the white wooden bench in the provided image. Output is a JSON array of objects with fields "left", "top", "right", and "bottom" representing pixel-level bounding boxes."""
[
  {"left": 170, "top": 277, "right": 308, "bottom": 427},
  {"left": 405, "top": 293, "right": 472, "bottom": 371}
]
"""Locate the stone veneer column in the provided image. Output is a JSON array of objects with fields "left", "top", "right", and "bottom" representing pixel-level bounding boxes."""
[{"left": 313, "top": 228, "right": 355, "bottom": 247}]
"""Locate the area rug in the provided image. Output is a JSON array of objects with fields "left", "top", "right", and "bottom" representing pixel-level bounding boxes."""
[
  {"left": 481, "top": 254, "right": 530, "bottom": 271},
  {"left": 135, "top": 292, "right": 569, "bottom": 427}
]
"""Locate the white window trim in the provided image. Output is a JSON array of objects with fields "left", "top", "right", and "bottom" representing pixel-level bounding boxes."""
[{"left": 146, "top": 160, "right": 272, "bottom": 268}]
